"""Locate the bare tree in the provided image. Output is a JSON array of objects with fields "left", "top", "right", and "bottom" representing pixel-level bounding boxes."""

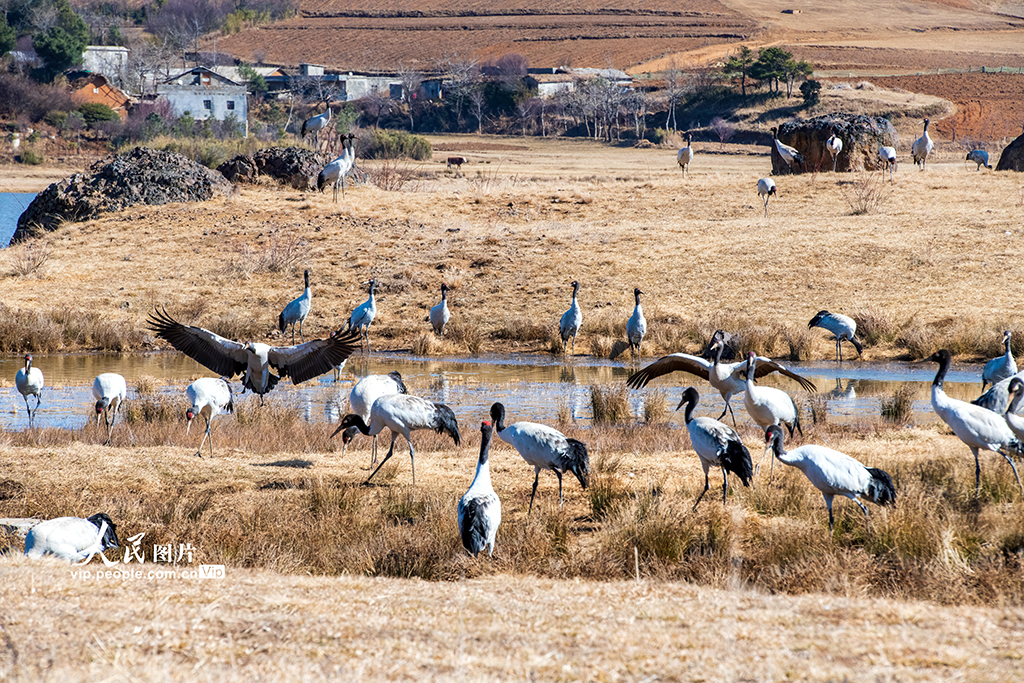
[
  {"left": 363, "top": 86, "right": 391, "bottom": 129},
  {"left": 625, "top": 86, "right": 649, "bottom": 139},
  {"left": 469, "top": 85, "right": 485, "bottom": 134},
  {"left": 438, "top": 53, "right": 478, "bottom": 129},
  {"left": 397, "top": 62, "right": 423, "bottom": 130},
  {"left": 663, "top": 61, "right": 690, "bottom": 133},
  {"left": 147, "top": 0, "right": 229, "bottom": 65},
  {"left": 710, "top": 116, "right": 735, "bottom": 148}
]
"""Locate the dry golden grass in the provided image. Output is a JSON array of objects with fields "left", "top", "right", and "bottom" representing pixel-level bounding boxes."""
[{"left": 6, "top": 141, "right": 1022, "bottom": 363}]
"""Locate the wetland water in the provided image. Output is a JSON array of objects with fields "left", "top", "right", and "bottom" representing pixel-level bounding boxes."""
[
  {"left": 0, "top": 193, "right": 37, "bottom": 246},
  {"left": 0, "top": 352, "right": 988, "bottom": 433}
]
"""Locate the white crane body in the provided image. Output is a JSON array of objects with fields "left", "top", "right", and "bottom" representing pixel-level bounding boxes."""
[
  {"left": 458, "top": 422, "right": 501, "bottom": 556},
  {"left": 24, "top": 513, "right": 120, "bottom": 563}
]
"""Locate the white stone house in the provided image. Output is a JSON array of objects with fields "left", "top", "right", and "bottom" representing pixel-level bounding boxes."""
[{"left": 157, "top": 67, "right": 249, "bottom": 136}]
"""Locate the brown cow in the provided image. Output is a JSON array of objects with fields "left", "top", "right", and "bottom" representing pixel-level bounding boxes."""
[{"left": 446, "top": 156, "right": 466, "bottom": 171}]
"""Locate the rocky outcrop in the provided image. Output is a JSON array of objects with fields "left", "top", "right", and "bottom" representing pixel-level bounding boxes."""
[
  {"left": 217, "top": 146, "right": 330, "bottom": 190},
  {"left": 996, "top": 131, "right": 1024, "bottom": 171},
  {"left": 771, "top": 114, "right": 899, "bottom": 175},
  {"left": 13, "top": 147, "right": 230, "bottom": 243}
]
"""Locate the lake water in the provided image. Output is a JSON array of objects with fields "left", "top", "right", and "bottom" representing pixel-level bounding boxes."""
[
  {"left": 0, "top": 192, "right": 38, "bottom": 246},
  {"left": 0, "top": 351, "right": 989, "bottom": 433}
]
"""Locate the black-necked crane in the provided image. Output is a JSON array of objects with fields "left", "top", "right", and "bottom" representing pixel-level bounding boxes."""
[
  {"left": 1003, "top": 378, "right": 1024, "bottom": 444},
  {"left": 147, "top": 307, "right": 360, "bottom": 405},
  {"left": 912, "top": 118, "right": 934, "bottom": 170},
  {"left": 982, "top": 330, "right": 1017, "bottom": 391},
  {"left": 879, "top": 145, "right": 897, "bottom": 184},
  {"left": 336, "top": 394, "right": 461, "bottom": 486},
  {"left": 331, "top": 370, "right": 408, "bottom": 464},
  {"left": 966, "top": 149, "right": 992, "bottom": 171},
  {"left": 743, "top": 352, "right": 804, "bottom": 473},
  {"left": 24, "top": 513, "right": 120, "bottom": 563},
  {"left": 771, "top": 127, "right": 804, "bottom": 173},
  {"left": 92, "top": 372, "right": 127, "bottom": 446},
  {"left": 300, "top": 103, "right": 332, "bottom": 143},
  {"left": 676, "top": 387, "right": 753, "bottom": 510},
  {"left": 626, "top": 287, "right": 647, "bottom": 357},
  {"left": 757, "top": 177, "right": 776, "bottom": 217},
  {"left": 458, "top": 421, "right": 502, "bottom": 557},
  {"left": 279, "top": 269, "right": 312, "bottom": 344},
  {"left": 317, "top": 133, "right": 357, "bottom": 202},
  {"left": 627, "top": 338, "right": 816, "bottom": 427},
  {"left": 973, "top": 370, "right": 1024, "bottom": 414},
  {"left": 808, "top": 310, "right": 864, "bottom": 362},
  {"left": 489, "top": 402, "right": 589, "bottom": 512},
  {"left": 429, "top": 283, "right": 451, "bottom": 337},
  {"left": 348, "top": 278, "right": 378, "bottom": 352},
  {"left": 764, "top": 425, "right": 896, "bottom": 533},
  {"left": 559, "top": 280, "right": 582, "bottom": 356},
  {"left": 677, "top": 132, "right": 694, "bottom": 177},
  {"left": 185, "top": 376, "right": 234, "bottom": 458},
  {"left": 923, "top": 349, "right": 1023, "bottom": 497},
  {"left": 825, "top": 127, "right": 843, "bottom": 172},
  {"left": 14, "top": 353, "right": 43, "bottom": 428}
]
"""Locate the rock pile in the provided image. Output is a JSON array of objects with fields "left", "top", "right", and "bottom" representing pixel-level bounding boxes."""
[
  {"left": 772, "top": 114, "right": 899, "bottom": 175},
  {"left": 996, "top": 129, "right": 1024, "bottom": 171},
  {"left": 13, "top": 147, "right": 230, "bottom": 243},
  {"left": 217, "top": 147, "right": 330, "bottom": 190}
]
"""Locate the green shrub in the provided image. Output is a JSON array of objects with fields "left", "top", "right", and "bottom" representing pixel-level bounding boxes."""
[
  {"left": 361, "top": 129, "right": 432, "bottom": 161},
  {"left": 79, "top": 102, "right": 119, "bottom": 127},
  {"left": 19, "top": 149, "right": 43, "bottom": 165},
  {"left": 43, "top": 110, "right": 68, "bottom": 127}
]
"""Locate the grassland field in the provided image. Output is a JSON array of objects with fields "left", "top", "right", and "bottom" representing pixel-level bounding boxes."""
[{"left": 2, "top": 128, "right": 1024, "bottom": 680}]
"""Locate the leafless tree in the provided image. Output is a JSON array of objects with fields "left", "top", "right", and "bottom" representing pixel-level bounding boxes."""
[
  {"left": 147, "top": 0, "right": 229, "bottom": 65},
  {"left": 397, "top": 62, "right": 423, "bottom": 130},
  {"left": 469, "top": 85, "right": 486, "bottom": 133},
  {"left": 123, "top": 34, "right": 177, "bottom": 95},
  {"left": 438, "top": 53, "right": 479, "bottom": 128},
  {"left": 710, "top": 116, "right": 735, "bottom": 148},
  {"left": 625, "top": 86, "right": 649, "bottom": 139},
  {"left": 363, "top": 86, "right": 391, "bottom": 129},
  {"left": 663, "top": 61, "right": 690, "bottom": 133}
]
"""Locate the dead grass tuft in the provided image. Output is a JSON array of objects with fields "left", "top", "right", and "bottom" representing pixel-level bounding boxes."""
[
  {"left": 642, "top": 388, "right": 669, "bottom": 425},
  {"left": 7, "top": 241, "right": 50, "bottom": 277},
  {"left": 589, "top": 383, "right": 631, "bottom": 425},
  {"left": 225, "top": 229, "right": 305, "bottom": 277},
  {"left": 840, "top": 172, "right": 890, "bottom": 215},
  {"left": 0, "top": 304, "right": 146, "bottom": 353},
  {"left": 881, "top": 384, "right": 919, "bottom": 424}
]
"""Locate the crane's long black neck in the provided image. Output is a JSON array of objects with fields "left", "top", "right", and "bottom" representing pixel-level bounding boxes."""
[
  {"left": 745, "top": 356, "right": 757, "bottom": 382},
  {"left": 441, "top": 285, "right": 448, "bottom": 301},
  {"left": 304, "top": 270, "right": 310, "bottom": 289},
  {"left": 766, "top": 426, "right": 786, "bottom": 459},
  {"left": 388, "top": 371, "right": 408, "bottom": 394},
  {"left": 634, "top": 289, "right": 641, "bottom": 306},
  {"left": 932, "top": 351, "right": 951, "bottom": 388},
  {"left": 341, "top": 414, "right": 371, "bottom": 435},
  {"left": 681, "top": 394, "right": 696, "bottom": 424},
  {"left": 571, "top": 282, "right": 580, "bottom": 300},
  {"left": 1005, "top": 334, "right": 1012, "bottom": 355},
  {"left": 478, "top": 424, "right": 493, "bottom": 466},
  {"left": 489, "top": 403, "right": 507, "bottom": 432},
  {"left": 713, "top": 341, "right": 725, "bottom": 367}
]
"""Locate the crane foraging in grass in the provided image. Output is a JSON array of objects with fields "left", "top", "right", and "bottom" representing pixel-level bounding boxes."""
[
  {"left": 626, "top": 334, "right": 816, "bottom": 427},
  {"left": 808, "top": 310, "right": 864, "bottom": 362},
  {"left": 458, "top": 421, "right": 501, "bottom": 557},
  {"left": 24, "top": 513, "right": 120, "bottom": 563},
  {"left": 825, "top": 127, "right": 843, "bottom": 172},
  {"left": 92, "top": 372, "right": 127, "bottom": 446},
  {"left": 185, "top": 377, "right": 234, "bottom": 458},
  {"left": 966, "top": 149, "right": 992, "bottom": 171},
  {"left": 879, "top": 145, "right": 897, "bottom": 183},
  {"left": 764, "top": 425, "right": 896, "bottom": 533},
  {"left": 677, "top": 132, "right": 694, "bottom": 177},
  {"left": 912, "top": 118, "right": 934, "bottom": 170},
  {"left": 14, "top": 354, "right": 43, "bottom": 428},
  {"left": 489, "top": 402, "right": 589, "bottom": 512},
  {"left": 626, "top": 287, "right": 647, "bottom": 358},
  {"left": 757, "top": 178, "right": 777, "bottom": 217},
  {"left": 676, "top": 387, "right": 753, "bottom": 510},
  {"left": 335, "top": 394, "right": 461, "bottom": 486},
  {"left": 771, "top": 127, "right": 804, "bottom": 173},
  {"left": 922, "top": 349, "right": 1023, "bottom": 497},
  {"left": 347, "top": 278, "right": 378, "bottom": 351},
  {"left": 559, "top": 280, "right": 582, "bottom": 356},
  {"left": 317, "top": 134, "right": 357, "bottom": 202},
  {"left": 279, "top": 269, "right": 312, "bottom": 344},
  {"left": 982, "top": 330, "right": 1017, "bottom": 391},
  {"left": 332, "top": 371, "right": 408, "bottom": 464},
  {"left": 147, "top": 307, "right": 360, "bottom": 405}
]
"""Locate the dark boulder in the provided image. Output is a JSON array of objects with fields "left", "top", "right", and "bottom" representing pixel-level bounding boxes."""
[
  {"left": 996, "top": 130, "right": 1024, "bottom": 171},
  {"left": 13, "top": 147, "right": 230, "bottom": 244},
  {"left": 771, "top": 114, "right": 899, "bottom": 175},
  {"left": 218, "top": 146, "right": 330, "bottom": 190}
]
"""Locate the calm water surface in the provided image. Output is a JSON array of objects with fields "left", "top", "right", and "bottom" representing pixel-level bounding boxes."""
[
  {"left": 0, "top": 351, "right": 989, "bottom": 432},
  {"left": 0, "top": 193, "right": 38, "bottom": 246}
]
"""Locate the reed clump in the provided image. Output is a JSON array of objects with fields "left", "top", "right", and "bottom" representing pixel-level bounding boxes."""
[
  {"left": 881, "top": 384, "right": 918, "bottom": 424},
  {"left": 589, "top": 383, "right": 631, "bottom": 425}
]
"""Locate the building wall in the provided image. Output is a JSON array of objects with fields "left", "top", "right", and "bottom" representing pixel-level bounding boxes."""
[{"left": 156, "top": 87, "right": 249, "bottom": 136}]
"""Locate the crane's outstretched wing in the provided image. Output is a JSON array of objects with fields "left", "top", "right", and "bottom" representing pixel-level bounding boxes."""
[
  {"left": 268, "top": 328, "right": 362, "bottom": 384},
  {"left": 147, "top": 307, "right": 249, "bottom": 377},
  {"left": 626, "top": 353, "right": 713, "bottom": 389},
  {"left": 731, "top": 356, "right": 817, "bottom": 393}
]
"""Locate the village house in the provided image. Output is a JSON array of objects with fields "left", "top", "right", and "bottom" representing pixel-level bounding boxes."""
[
  {"left": 156, "top": 66, "right": 249, "bottom": 136},
  {"left": 68, "top": 72, "right": 132, "bottom": 118}
]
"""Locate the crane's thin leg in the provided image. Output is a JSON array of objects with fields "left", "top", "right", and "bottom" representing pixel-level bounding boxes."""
[
  {"left": 366, "top": 433, "right": 398, "bottom": 483},
  {"left": 998, "top": 449, "right": 1024, "bottom": 497},
  {"left": 755, "top": 445, "right": 770, "bottom": 477},
  {"left": 854, "top": 499, "right": 870, "bottom": 532},
  {"left": 693, "top": 471, "right": 710, "bottom": 511},
  {"left": 370, "top": 434, "right": 379, "bottom": 467},
  {"left": 207, "top": 417, "right": 215, "bottom": 458},
  {"left": 721, "top": 466, "right": 729, "bottom": 504},
  {"left": 825, "top": 495, "right": 835, "bottom": 533},
  {"left": 299, "top": 320, "right": 305, "bottom": 343},
  {"left": 528, "top": 468, "right": 541, "bottom": 513},
  {"left": 341, "top": 175, "right": 346, "bottom": 199},
  {"left": 556, "top": 470, "right": 564, "bottom": 506},
  {"left": 407, "top": 437, "right": 416, "bottom": 486},
  {"left": 104, "top": 409, "right": 113, "bottom": 446},
  {"left": 971, "top": 447, "right": 982, "bottom": 496},
  {"left": 195, "top": 416, "right": 211, "bottom": 457}
]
